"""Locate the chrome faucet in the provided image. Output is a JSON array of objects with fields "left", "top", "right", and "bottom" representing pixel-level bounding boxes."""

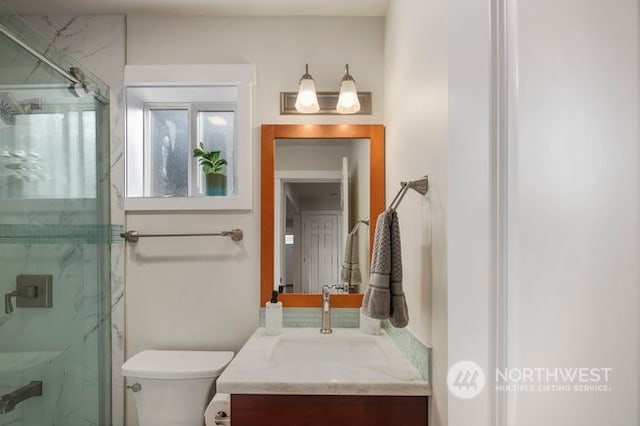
[
  {"left": 0, "top": 381, "right": 43, "bottom": 414},
  {"left": 320, "top": 285, "right": 332, "bottom": 334}
]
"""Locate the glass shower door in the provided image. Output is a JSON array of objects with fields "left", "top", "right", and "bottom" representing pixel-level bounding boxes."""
[{"left": 0, "top": 15, "right": 111, "bottom": 426}]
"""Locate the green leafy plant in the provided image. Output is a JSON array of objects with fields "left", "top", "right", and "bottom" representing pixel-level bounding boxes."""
[{"left": 193, "top": 143, "right": 227, "bottom": 174}]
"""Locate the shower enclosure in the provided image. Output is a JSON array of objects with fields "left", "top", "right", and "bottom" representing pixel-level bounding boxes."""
[{"left": 0, "top": 5, "right": 111, "bottom": 426}]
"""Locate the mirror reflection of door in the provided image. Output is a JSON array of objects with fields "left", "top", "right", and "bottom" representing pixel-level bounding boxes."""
[
  {"left": 301, "top": 211, "right": 340, "bottom": 293},
  {"left": 275, "top": 138, "right": 369, "bottom": 294},
  {"left": 281, "top": 180, "right": 343, "bottom": 293}
]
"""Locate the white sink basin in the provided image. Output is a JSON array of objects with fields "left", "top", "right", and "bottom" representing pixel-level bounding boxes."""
[
  {"left": 270, "top": 335, "right": 388, "bottom": 366},
  {"left": 217, "top": 328, "right": 431, "bottom": 396}
]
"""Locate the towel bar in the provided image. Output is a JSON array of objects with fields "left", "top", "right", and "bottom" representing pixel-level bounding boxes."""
[
  {"left": 349, "top": 219, "right": 370, "bottom": 234},
  {"left": 120, "top": 229, "right": 243, "bottom": 243},
  {"left": 389, "top": 176, "right": 429, "bottom": 211}
]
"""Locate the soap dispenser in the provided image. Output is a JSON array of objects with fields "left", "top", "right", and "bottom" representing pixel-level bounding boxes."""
[{"left": 265, "top": 290, "right": 283, "bottom": 335}]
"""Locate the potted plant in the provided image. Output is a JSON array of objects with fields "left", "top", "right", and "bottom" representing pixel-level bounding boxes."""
[{"left": 193, "top": 143, "right": 228, "bottom": 196}]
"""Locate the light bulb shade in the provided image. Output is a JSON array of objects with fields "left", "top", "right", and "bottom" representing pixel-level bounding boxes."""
[
  {"left": 295, "top": 77, "right": 320, "bottom": 113},
  {"left": 336, "top": 79, "right": 360, "bottom": 114}
]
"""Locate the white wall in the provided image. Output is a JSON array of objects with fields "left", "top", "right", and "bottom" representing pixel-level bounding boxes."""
[
  {"left": 385, "top": 1, "right": 448, "bottom": 425},
  {"left": 124, "top": 15, "right": 384, "bottom": 426},
  {"left": 351, "top": 138, "right": 370, "bottom": 291},
  {"left": 447, "top": 0, "right": 640, "bottom": 425},
  {"left": 125, "top": 14, "right": 384, "bottom": 351},
  {"left": 127, "top": 16, "right": 384, "bottom": 124},
  {"left": 447, "top": 0, "right": 494, "bottom": 424},
  {"left": 275, "top": 142, "right": 352, "bottom": 170},
  {"left": 507, "top": 0, "right": 639, "bottom": 424}
]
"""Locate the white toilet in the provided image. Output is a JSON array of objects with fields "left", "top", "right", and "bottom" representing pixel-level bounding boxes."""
[{"left": 122, "top": 350, "right": 234, "bottom": 426}]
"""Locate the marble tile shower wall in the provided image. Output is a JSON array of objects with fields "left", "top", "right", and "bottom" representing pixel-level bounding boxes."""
[
  {"left": 0, "top": 241, "right": 101, "bottom": 426},
  {"left": 19, "top": 14, "right": 127, "bottom": 426},
  {"left": 0, "top": 184, "right": 107, "bottom": 425}
]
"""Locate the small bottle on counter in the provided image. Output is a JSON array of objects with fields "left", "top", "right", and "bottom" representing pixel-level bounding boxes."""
[{"left": 265, "top": 290, "right": 283, "bottom": 335}]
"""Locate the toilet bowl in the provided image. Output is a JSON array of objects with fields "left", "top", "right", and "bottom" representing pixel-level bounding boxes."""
[{"left": 122, "top": 350, "right": 234, "bottom": 426}]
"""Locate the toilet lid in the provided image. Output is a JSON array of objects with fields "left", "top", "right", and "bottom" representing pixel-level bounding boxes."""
[{"left": 122, "top": 350, "right": 234, "bottom": 379}]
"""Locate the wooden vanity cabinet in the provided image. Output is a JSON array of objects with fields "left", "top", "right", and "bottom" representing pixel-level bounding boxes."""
[{"left": 231, "top": 394, "right": 428, "bottom": 426}]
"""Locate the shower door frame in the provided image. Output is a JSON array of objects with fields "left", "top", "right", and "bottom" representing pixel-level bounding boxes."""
[{"left": 0, "top": 16, "right": 112, "bottom": 426}]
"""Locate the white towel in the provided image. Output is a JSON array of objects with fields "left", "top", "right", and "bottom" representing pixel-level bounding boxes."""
[
  {"left": 361, "top": 210, "right": 409, "bottom": 327},
  {"left": 340, "top": 230, "right": 362, "bottom": 288}
]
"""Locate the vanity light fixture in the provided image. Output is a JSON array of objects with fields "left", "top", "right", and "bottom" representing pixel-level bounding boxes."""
[
  {"left": 336, "top": 64, "right": 361, "bottom": 114},
  {"left": 280, "top": 64, "right": 371, "bottom": 115},
  {"left": 294, "top": 64, "right": 320, "bottom": 113}
]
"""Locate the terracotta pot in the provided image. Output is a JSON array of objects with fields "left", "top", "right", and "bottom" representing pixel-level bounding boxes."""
[{"left": 205, "top": 173, "right": 227, "bottom": 196}]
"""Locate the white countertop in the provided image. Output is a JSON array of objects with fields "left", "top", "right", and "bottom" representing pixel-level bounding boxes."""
[{"left": 217, "top": 327, "right": 431, "bottom": 396}]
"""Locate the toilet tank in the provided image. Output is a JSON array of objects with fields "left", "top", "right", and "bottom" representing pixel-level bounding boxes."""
[{"left": 122, "top": 350, "right": 234, "bottom": 426}]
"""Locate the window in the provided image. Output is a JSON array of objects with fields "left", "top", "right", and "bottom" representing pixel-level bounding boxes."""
[
  {"left": 148, "top": 108, "right": 189, "bottom": 197},
  {"left": 123, "top": 64, "right": 255, "bottom": 210},
  {"left": 144, "top": 104, "right": 236, "bottom": 198},
  {"left": 197, "top": 109, "right": 235, "bottom": 196}
]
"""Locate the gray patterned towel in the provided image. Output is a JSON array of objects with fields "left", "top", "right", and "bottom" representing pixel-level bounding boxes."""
[
  {"left": 361, "top": 210, "right": 409, "bottom": 327},
  {"left": 341, "top": 230, "right": 362, "bottom": 287}
]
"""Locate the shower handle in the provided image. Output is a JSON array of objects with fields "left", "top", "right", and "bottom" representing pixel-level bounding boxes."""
[
  {"left": 4, "top": 285, "right": 37, "bottom": 314},
  {"left": 4, "top": 291, "right": 16, "bottom": 314}
]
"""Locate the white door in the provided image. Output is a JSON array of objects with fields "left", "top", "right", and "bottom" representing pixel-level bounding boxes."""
[{"left": 301, "top": 213, "right": 340, "bottom": 293}]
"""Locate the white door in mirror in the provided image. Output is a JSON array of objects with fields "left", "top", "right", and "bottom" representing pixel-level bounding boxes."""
[{"left": 302, "top": 213, "right": 340, "bottom": 293}]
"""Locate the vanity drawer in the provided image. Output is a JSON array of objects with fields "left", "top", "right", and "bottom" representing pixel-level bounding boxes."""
[{"left": 231, "top": 394, "right": 428, "bottom": 426}]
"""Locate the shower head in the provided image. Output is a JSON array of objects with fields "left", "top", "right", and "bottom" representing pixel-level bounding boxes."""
[
  {"left": 0, "top": 93, "right": 44, "bottom": 125},
  {"left": 0, "top": 92, "right": 24, "bottom": 125},
  {"left": 68, "top": 67, "right": 92, "bottom": 98}
]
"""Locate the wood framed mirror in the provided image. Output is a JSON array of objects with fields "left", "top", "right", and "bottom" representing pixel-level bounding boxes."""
[{"left": 261, "top": 124, "right": 385, "bottom": 308}]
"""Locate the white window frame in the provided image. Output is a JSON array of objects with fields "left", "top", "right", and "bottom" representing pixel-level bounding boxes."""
[{"left": 124, "top": 64, "right": 255, "bottom": 211}]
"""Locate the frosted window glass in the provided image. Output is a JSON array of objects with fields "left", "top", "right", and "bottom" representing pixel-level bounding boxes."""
[
  {"left": 197, "top": 111, "right": 235, "bottom": 195},
  {"left": 149, "top": 109, "right": 189, "bottom": 197}
]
